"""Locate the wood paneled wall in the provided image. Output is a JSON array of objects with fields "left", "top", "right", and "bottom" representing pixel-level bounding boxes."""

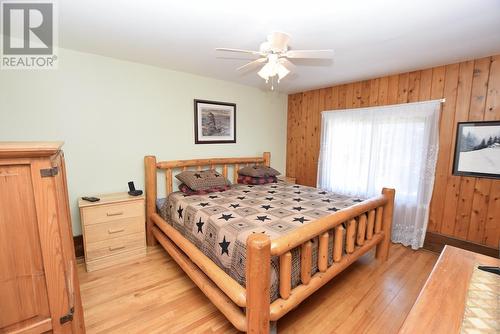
[{"left": 286, "top": 55, "right": 500, "bottom": 249}]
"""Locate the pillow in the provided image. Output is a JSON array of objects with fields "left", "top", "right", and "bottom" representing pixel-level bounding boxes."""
[
  {"left": 175, "top": 169, "right": 230, "bottom": 191},
  {"left": 238, "top": 165, "right": 281, "bottom": 178},
  {"left": 178, "top": 183, "right": 230, "bottom": 195},
  {"left": 237, "top": 175, "right": 278, "bottom": 185}
]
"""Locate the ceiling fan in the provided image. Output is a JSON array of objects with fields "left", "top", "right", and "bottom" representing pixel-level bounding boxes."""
[{"left": 216, "top": 32, "right": 334, "bottom": 89}]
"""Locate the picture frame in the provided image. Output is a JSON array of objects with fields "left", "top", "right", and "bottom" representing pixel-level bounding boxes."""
[
  {"left": 452, "top": 121, "right": 500, "bottom": 179},
  {"left": 194, "top": 99, "right": 236, "bottom": 144}
]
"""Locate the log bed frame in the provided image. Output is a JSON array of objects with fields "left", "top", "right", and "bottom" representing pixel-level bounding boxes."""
[{"left": 144, "top": 152, "right": 395, "bottom": 333}]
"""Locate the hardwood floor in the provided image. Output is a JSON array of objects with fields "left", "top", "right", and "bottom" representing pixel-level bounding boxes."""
[{"left": 78, "top": 244, "right": 437, "bottom": 333}]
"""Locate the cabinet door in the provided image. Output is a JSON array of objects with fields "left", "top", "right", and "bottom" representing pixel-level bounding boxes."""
[
  {"left": 0, "top": 165, "right": 52, "bottom": 332},
  {"left": 50, "top": 153, "right": 85, "bottom": 333},
  {"left": 30, "top": 157, "right": 73, "bottom": 334}
]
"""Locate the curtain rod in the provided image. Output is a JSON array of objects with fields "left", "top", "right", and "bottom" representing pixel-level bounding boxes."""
[{"left": 321, "top": 98, "right": 446, "bottom": 114}]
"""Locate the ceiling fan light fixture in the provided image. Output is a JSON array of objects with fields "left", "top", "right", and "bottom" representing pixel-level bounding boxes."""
[
  {"left": 257, "top": 62, "right": 274, "bottom": 81},
  {"left": 277, "top": 63, "right": 290, "bottom": 81},
  {"left": 257, "top": 55, "right": 290, "bottom": 82},
  {"left": 216, "top": 32, "right": 334, "bottom": 90}
]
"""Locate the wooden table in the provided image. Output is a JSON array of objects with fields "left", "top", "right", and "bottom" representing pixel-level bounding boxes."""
[{"left": 400, "top": 245, "right": 499, "bottom": 333}]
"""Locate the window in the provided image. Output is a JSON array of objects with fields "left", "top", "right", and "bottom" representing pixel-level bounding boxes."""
[{"left": 318, "top": 101, "right": 441, "bottom": 249}]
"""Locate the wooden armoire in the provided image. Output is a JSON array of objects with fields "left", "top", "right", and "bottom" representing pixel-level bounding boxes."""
[{"left": 0, "top": 142, "right": 85, "bottom": 333}]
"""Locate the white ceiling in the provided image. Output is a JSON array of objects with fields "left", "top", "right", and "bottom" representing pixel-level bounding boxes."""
[{"left": 60, "top": 0, "right": 500, "bottom": 93}]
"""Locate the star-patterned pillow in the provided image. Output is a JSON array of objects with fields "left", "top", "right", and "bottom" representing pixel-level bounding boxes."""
[
  {"left": 176, "top": 169, "right": 231, "bottom": 191},
  {"left": 238, "top": 165, "right": 281, "bottom": 177},
  {"left": 237, "top": 175, "right": 278, "bottom": 185},
  {"left": 178, "top": 183, "right": 230, "bottom": 195}
]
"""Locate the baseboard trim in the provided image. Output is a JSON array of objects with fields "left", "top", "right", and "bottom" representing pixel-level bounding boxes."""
[
  {"left": 423, "top": 232, "right": 499, "bottom": 258},
  {"left": 74, "top": 235, "right": 84, "bottom": 258}
]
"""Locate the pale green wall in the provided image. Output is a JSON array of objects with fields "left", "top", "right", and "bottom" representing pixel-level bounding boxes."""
[{"left": 0, "top": 48, "right": 288, "bottom": 235}]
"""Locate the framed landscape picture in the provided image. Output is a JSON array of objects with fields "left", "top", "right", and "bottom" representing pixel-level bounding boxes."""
[
  {"left": 452, "top": 121, "right": 500, "bottom": 179},
  {"left": 194, "top": 99, "right": 236, "bottom": 144}
]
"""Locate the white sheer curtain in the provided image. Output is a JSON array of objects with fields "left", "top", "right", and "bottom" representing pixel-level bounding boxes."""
[{"left": 317, "top": 101, "right": 441, "bottom": 249}]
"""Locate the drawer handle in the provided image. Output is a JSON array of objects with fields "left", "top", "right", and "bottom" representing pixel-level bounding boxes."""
[
  {"left": 106, "top": 211, "right": 124, "bottom": 217},
  {"left": 108, "top": 228, "right": 125, "bottom": 234},
  {"left": 109, "top": 245, "right": 125, "bottom": 251}
]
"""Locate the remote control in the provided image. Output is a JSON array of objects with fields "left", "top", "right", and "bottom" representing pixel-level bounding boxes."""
[
  {"left": 82, "top": 196, "right": 100, "bottom": 202},
  {"left": 478, "top": 265, "right": 500, "bottom": 276}
]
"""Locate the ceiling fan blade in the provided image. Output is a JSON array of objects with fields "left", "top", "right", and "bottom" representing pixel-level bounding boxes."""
[
  {"left": 216, "top": 48, "right": 263, "bottom": 56},
  {"left": 285, "top": 49, "right": 334, "bottom": 59},
  {"left": 237, "top": 58, "right": 267, "bottom": 72},
  {"left": 279, "top": 58, "right": 297, "bottom": 71},
  {"left": 267, "top": 32, "right": 291, "bottom": 51}
]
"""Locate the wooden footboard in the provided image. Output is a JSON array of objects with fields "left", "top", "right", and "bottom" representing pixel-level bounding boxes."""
[
  {"left": 266, "top": 187, "right": 394, "bottom": 322},
  {"left": 144, "top": 152, "right": 395, "bottom": 333}
]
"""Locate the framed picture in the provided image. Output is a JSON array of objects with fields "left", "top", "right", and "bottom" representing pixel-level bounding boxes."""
[
  {"left": 194, "top": 99, "right": 236, "bottom": 144},
  {"left": 452, "top": 121, "right": 500, "bottom": 179}
]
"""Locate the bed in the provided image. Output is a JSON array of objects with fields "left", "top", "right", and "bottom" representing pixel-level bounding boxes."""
[{"left": 144, "top": 152, "right": 395, "bottom": 333}]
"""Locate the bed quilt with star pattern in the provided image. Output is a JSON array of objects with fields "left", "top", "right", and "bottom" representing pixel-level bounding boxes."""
[{"left": 157, "top": 181, "right": 364, "bottom": 300}]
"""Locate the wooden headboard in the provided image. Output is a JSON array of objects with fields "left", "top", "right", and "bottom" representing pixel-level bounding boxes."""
[{"left": 144, "top": 152, "right": 270, "bottom": 245}]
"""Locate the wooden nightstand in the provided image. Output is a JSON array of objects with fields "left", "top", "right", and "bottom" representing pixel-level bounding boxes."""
[{"left": 79, "top": 192, "right": 146, "bottom": 272}]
